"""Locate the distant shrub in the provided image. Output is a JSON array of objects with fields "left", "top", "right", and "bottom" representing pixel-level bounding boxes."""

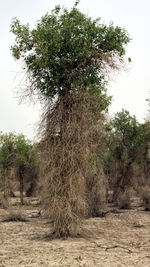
[
  {"left": 0, "top": 193, "right": 8, "bottom": 208},
  {"left": 117, "top": 191, "right": 131, "bottom": 209},
  {"left": 140, "top": 186, "right": 150, "bottom": 211},
  {"left": 2, "top": 210, "right": 28, "bottom": 222}
]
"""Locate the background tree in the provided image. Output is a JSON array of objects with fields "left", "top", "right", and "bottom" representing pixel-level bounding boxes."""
[
  {"left": 133, "top": 121, "right": 150, "bottom": 210},
  {"left": 14, "top": 134, "right": 37, "bottom": 205},
  {"left": 10, "top": 2, "right": 130, "bottom": 237},
  {"left": 25, "top": 142, "right": 39, "bottom": 197},
  {"left": 0, "top": 132, "right": 38, "bottom": 204},
  {"left": 134, "top": 121, "right": 150, "bottom": 183},
  {"left": 0, "top": 132, "right": 16, "bottom": 199},
  {"left": 105, "top": 110, "right": 146, "bottom": 202}
]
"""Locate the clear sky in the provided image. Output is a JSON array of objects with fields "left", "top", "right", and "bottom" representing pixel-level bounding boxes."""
[{"left": 1, "top": 0, "right": 150, "bottom": 140}]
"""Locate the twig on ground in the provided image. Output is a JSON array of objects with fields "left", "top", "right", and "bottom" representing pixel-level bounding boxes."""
[{"left": 93, "top": 242, "right": 132, "bottom": 253}]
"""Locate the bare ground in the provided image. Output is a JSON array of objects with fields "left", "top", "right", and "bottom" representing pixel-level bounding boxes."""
[{"left": 0, "top": 196, "right": 150, "bottom": 267}]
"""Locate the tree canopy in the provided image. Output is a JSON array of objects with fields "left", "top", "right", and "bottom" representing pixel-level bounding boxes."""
[
  {"left": 10, "top": 3, "right": 130, "bottom": 110},
  {"left": 0, "top": 132, "right": 16, "bottom": 168}
]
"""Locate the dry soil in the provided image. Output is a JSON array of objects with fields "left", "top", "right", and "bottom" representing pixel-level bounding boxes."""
[{"left": 0, "top": 196, "right": 150, "bottom": 267}]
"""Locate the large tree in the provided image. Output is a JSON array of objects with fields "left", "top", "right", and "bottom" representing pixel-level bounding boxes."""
[{"left": 10, "top": 2, "right": 130, "bottom": 237}]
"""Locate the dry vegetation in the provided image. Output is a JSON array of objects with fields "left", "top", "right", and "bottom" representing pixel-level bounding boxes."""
[
  {"left": 0, "top": 193, "right": 150, "bottom": 267},
  {"left": 2, "top": 5, "right": 149, "bottom": 266},
  {"left": 39, "top": 93, "right": 107, "bottom": 238}
]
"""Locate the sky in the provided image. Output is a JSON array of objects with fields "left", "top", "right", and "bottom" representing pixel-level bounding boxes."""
[{"left": 0, "top": 0, "right": 150, "bottom": 140}]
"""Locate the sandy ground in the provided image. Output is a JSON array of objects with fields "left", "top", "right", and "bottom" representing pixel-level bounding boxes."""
[{"left": 0, "top": 196, "right": 150, "bottom": 267}]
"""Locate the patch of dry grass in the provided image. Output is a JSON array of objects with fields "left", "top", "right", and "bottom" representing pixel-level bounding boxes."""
[{"left": 2, "top": 209, "right": 28, "bottom": 222}]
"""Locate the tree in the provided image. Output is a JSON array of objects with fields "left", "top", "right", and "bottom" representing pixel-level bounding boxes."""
[
  {"left": 105, "top": 110, "right": 144, "bottom": 201},
  {"left": 0, "top": 132, "right": 16, "bottom": 199},
  {"left": 15, "top": 134, "right": 37, "bottom": 205},
  {"left": 10, "top": 2, "right": 130, "bottom": 237},
  {"left": 25, "top": 142, "right": 39, "bottom": 197},
  {"left": 134, "top": 121, "right": 150, "bottom": 185},
  {"left": 0, "top": 132, "right": 38, "bottom": 204}
]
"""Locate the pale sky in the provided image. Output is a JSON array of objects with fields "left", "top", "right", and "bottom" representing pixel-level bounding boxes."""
[{"left": 0, "top": 0, "right": 150, "bottom": 140}]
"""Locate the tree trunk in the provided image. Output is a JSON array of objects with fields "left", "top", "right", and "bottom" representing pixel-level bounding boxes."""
[
  {"left": 112, "top": 159, "right": 132, "bottom": 202},
  {"left": 4, "top": 167, "right": 9, "bottom": 200},
  {"left": 19, "top": 167, "right": 24, "bottom": 205}
]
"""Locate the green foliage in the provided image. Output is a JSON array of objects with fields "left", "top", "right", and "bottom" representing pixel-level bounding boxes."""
[
  {"left": 103, "top": 111, "right": 150, "bottom": 204},
  {"left": 104, "top": 110, "right": 147, "bottom": 201},
  {"left": 108, "top": 110, "right": 143, "bottom": 161},
  {"left": 0, "top": 132, "right": 34, "bottom": 169},
  {"left": 10, "top": 4, "right": 130, "bottom": 109},
  {"left": 0, "top": 132, "right": 16, "bottom": 167},
  {"left": 14, "top": 134, "right": 32, "bottom": 168},
  {"left": 0, "top": 132, "right": 38, "bottom": 200}
]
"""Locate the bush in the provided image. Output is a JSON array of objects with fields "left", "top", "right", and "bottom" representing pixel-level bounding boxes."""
[
  {"left": 140, "top": 186, "right": 150, "bottom": 211},
  {"left": 0, "top": 193, "right": 8, "bottom": 208},
  {"left": 2, "top": 209, "right": 28, "bottom": 222},
  {"left": 117, "top": 191, "right": 131, "bottom": 209}
]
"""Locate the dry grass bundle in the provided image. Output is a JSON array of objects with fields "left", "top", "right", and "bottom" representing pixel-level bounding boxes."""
[
  {"left": 2, "top": 209, "right": 28, "bottom": 222},
  {"left": 0, "top": 193, "right": 8, "bottom": 208},
  {"left": 85, "top": 125, "right": 107, "bottom": 217},
  {"left": 39, "top": 92, "right": 107, "bottom": 237}
]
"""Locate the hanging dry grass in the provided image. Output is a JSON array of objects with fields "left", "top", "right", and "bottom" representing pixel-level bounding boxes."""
[
  {"left": 39, "top": 92, "right": 107, "bottom": 238},
  {"left": 85, "top": 124, "right": 108, "bottom": 217}
]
